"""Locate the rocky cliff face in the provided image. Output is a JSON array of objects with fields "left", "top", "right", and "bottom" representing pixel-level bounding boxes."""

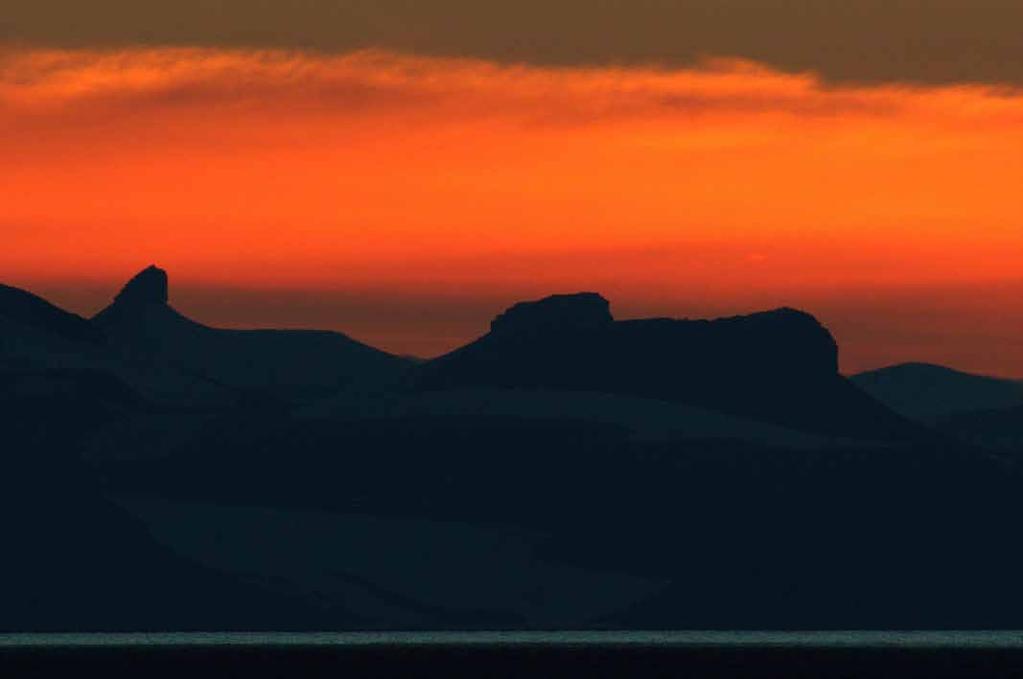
[
  {"left": 92, "top": 265, "right": 179, "bottom": 335},
  {"left": 112, "top": 265, "right": 169, "bottom": 307}
]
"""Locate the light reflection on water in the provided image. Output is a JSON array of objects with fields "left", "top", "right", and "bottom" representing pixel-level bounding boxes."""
[{"left": 2, "top": 631, "right": 1023, "bottom": 648}]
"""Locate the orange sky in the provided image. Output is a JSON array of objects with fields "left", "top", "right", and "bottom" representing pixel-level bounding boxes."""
[{"left": 2, "top": 47, "right": 1021, "bottom": 374}]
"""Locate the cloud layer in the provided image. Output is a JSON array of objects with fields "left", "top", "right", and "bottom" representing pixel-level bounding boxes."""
[{"left": 5, "top": 1, "right": 1023, "bottom": 86}]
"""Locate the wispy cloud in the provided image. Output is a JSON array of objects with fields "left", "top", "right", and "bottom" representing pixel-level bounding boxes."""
[{"left": 4, "top": 47, "right": 1022, "bottom": 129}]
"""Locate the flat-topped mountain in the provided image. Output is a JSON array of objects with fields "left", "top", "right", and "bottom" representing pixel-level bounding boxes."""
[
  {"left": 420, "top": 293, "right": 912, "bottom": 440},
  {"left": 93, "top": 265, "right": 409, "bottom": 395}
]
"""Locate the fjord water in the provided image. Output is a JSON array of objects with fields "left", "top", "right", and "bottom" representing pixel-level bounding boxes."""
[{"left": 4, "top": 631, "right": 1023, "bottom": 648}]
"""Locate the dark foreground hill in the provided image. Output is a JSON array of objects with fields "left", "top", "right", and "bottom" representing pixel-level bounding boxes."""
[
  {"left": 0, "top": 373, "right": 363, "bottom": 632},
  {"left": 935, "top": 405, "right": 1023, "bottom": 451},
  {"left": 94, "top": 404, "right": 1023, "bottom": 630}
]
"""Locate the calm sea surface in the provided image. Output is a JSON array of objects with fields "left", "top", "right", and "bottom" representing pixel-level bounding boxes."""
[{"left": 3, "top": 631, "right": 1023, "bottom": 648}]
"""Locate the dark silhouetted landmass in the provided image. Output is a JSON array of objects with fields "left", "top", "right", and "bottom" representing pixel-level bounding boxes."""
[
  {"left": 0, "top": 376, "right": 366, "bottom": 632},
  {"left": 2, "top": 267, "right": 1022, "bottom": 631}
]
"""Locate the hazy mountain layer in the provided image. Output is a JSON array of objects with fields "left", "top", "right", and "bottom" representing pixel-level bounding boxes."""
[{"left": 852, "top": 362, "right": 1023, "bottom": 422}]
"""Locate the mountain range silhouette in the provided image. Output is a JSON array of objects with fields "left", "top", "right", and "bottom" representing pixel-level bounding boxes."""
[{"left": 2, "top": 265, "right": 1021, "bottom": 631}]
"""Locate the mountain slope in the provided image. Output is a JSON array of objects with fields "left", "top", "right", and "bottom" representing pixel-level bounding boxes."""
[
  {"left": 0, "top": 283, "right": 108, "bottom": 374},
  {"left": 851, "top": 362, "right": 1023, "bottom": 422},
  {"left": 0, "top": 283, "right": 104, "bottom": 345}
]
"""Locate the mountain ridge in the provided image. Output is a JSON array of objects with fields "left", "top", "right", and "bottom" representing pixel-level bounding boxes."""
[
  {"left": 5, "top": 270, "right": 1012, "bottom": 438},
  {"left": 91, "top": 266, "right": 409, "bottom": 395}
]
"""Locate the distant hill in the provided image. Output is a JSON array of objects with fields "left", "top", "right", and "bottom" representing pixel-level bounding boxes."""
[
  {"left": 851, "top": 362, "right": 1023, "bottom": 422},
  {"left": 418, "top": 292, "right": 917, "bottom": 441},
  {"left": 92, "top": 265, "right": 410, "bottom": 397}
]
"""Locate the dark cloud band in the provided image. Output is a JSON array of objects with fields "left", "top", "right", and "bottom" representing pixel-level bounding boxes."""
[{"left": 4, "top": 0, "right": 1023, "bottom": 86}]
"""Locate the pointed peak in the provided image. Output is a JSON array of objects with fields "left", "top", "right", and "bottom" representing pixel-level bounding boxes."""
[{"left": 114, "top": 265, "right": 168, "bottom": 306}]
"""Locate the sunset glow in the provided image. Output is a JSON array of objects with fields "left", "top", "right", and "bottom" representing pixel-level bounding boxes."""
[{"left": 3, "top": 47, "right": 1021, "bottom": 373}]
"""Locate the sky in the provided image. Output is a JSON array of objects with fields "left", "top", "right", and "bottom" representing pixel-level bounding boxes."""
[{"left": 2, "top": 2, "right": 1021, "bottom": 375}]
